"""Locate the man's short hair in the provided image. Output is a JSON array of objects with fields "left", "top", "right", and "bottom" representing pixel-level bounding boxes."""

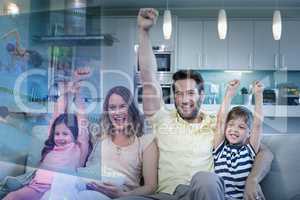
[{"left": 172, "top": 70, "right": 204, "bottom": 94}]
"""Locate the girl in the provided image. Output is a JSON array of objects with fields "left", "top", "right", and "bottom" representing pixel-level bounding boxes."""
[
  {"left": 3, "top": 80, "right": 90, "bottom": 200},
  {"left": 77, "top": 86, "right": 158, "bottom": 200},
  {"left": 213, "top": 80, "right": 264, "bottom": 200}
]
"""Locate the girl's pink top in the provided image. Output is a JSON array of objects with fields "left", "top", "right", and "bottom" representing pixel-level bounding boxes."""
[
  {"left": 29, "top": 117, "right": 90, "bottom": 193},
  {"left": 29, "top": 143, "right": 81, "bottom": 192}
]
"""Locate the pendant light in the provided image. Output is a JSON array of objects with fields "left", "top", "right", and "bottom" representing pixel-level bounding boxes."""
[
  {"left": 218, "top": 9, "right": 227, "bottom": 40},
  {"left": 163, "top": 0, "right": 172, "bottom": 40},
  {"left": 272, "top": 10, "right": 282, "bottom": 40},
  {"left": 6, "top": 2, "right": 20, "bottom": 16}
]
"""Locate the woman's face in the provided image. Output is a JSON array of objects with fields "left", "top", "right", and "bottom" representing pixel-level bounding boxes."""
[
  {"left": 54, "top": 123, "right": 75, "bottom": 146},
  {"left": 108, "top": 93, "right": 129, "bottom": 131},
  {"left": 225, "top": 117, "right": 250, "bottom": 145}
]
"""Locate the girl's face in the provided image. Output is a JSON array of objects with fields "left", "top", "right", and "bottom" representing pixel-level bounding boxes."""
[
  {"left": 108, "top": 93, "right": 129, "bottom": 131},
  {"left": 54, "top": 123, "right": 75, "bottom": 146},
  {"left": 225, "top": 117, "right": 250, "bottom": 145}
]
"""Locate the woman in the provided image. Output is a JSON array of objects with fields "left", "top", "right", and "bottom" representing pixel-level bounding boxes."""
[{"left": 77, "top": 86, "right": 158, "bottom": 199}]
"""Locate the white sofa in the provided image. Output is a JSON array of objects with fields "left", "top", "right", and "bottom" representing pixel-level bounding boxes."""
[
  {"left": 261, "top": 134, "right": 300, "bottom": 200},
  {"left": 0, "top": 122, "right": 31, "bottom": 181},
  {"left": 1, "top": 122, "right": 300, "bottom": 200}
]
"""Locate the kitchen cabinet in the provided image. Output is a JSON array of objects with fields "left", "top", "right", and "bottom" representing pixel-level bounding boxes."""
[
  {"left": 101, "top": 17, "right": 136, "bottom": 69},
  {"left": 29, "top": 1, "right": 51, "bottom": 46},
  {"left": 101, "top": 17, "right": 136, "bottom": 93},
  {"left": 177, "top": 19, "right": 254, "bottom": 70},
  {"left": 177, "top": 19, "right": 203, "bottom": 70},
  {"left": 253, "top": 21, "right": 280, "bottom": 70},
  {"left": 165, "top": 17, "right": 300, "bottom": 71},
  {"left": 203, "top": 20, "right": 227, "bottom": 69},
  {"left": 279, "top": 20, "right": 300, "bottom": 71},
  {"left": 228, "top": 20, "right": 254, "bottom": 70},
  {"left": 148, "top": 17, "right": 177, "bottom": 50}
]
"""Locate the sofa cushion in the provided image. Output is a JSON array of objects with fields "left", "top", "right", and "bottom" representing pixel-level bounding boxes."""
[
  {"left": 24, "top": 126, "right": 300, "bottom": 200},
  {"left": 25, "top": 125, "right": 49, "bottom": 172},
  {"left": 261, "top": 134, "right": 300, "bottom": 200},
  {"left": 0, "top": 154, "right": 26, "bottom": 181},
  {"left": 0, "top": 123, "right": 29, "bottom": 179}
]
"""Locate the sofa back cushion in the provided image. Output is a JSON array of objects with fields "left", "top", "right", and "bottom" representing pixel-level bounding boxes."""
[
  {"left": 26, "top": 126, "right": 300, "bottom": 200},
  {"left": 0, "top": 122, "right": 29, "bottom": 179},
  {"left": 261, "top": 134, "right": 300, "bottom": 200},
  {"left": 25, "top": 125, "right": 48, "bottom": 172}
]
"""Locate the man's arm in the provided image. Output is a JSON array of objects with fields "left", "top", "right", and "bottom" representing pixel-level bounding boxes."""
[
  {"left": 138, "top": 8, "right": 163, "bottom": 117},
  {"left": 244, "top": 143, "right": 274, "bottom": 200}
]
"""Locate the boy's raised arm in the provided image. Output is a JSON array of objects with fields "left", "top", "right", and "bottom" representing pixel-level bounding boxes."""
[
  {"left": 214, "top": 79, "right": 240, "bottom": 148},
  {"left": 249, "top": 81, "right": 264, "bottom": 153}
]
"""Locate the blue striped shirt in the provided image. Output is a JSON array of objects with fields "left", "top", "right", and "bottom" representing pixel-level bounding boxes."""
[{"left": 213, "top": 141, "right": 256, "bottom": 199}]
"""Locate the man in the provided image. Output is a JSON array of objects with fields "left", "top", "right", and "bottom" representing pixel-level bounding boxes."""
[{"left": 118, "top": 8, "right": 273, "bottom": 200}]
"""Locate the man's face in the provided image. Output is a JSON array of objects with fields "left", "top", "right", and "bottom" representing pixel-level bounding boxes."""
[{"left": 174, "top": 79, "right": 204, "bottom": 121}]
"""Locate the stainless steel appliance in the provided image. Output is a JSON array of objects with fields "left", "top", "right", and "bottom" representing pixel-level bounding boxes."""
[
  {"left": 137, "top": 46, "right": 174, "bottom": 72},
  {"left": 135, "top": 45, "right": 174, "bottom": 105},
  {"left": 263, "top": 89, "right": 277, "bottom": 105},
  {"left": 65, "top": 0, "right": 87, "bottom": 35},
  {"left": 35, "top": 0, "right": 117, "bottom": 46},
  {"left": 137, "top": 84, "right": 172, "bottom": 104},
  {"left": 135, "top": 73, "right": 173, "bottom": 105},
  {"left": 278, "top": 84, "right": 300, "bottom": 105}
]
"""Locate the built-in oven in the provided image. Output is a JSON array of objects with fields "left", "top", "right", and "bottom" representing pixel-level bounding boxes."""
[
  {"left": 137, "top": 84, "right": 173, "bottom": 105},
  {"left": 135, "top": 73, "right": 173, "bottom": 105},
  {"left": 136, "top": 46, "right": 173, "bottom": 72}
]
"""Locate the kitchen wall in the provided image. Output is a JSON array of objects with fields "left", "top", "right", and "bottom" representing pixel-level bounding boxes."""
[
  {"left": 1, "top": 2, "right": 300, "bottom": 133},
  {"left": 0, "top": 12, "right": 31, "bottom": 71},
  {"left": 200, "top": 70, "right": 300, "bottom": 104},
  {"left": 30, "top": 0, "right": 102, "bottom": 115},
  {"left": 199, "top": 70, "right": 300, "bottom": 134},
  {"left": 0, "top": 0, "right": 103, "bottom": 116},
  {"left": 0, "top": 1, "right": 33, "bottom": 109}
]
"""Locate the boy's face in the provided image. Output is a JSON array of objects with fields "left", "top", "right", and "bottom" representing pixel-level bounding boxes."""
[
  {"left": 54, "top": 123, "right": 75, "bottom": 146},
  {"left": 174, "top": 78, "right": 204, "bottom": 121},
  {"left": 225, "top": 117, "right": 250, "bottom": 144}
]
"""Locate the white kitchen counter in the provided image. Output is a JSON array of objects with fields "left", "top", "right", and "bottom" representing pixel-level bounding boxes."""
[
  {"left": 201, "top": 104, "right": 300, "bottom": 117},
  {"left": 139, "top": 104, "right": 300, "bottom": 117}
]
